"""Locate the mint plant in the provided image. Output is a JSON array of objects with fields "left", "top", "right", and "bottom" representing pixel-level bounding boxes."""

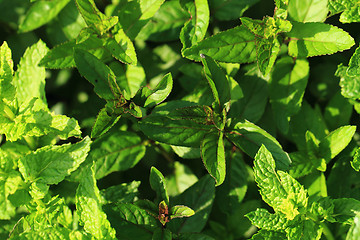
[{"left": 1, "top": 0, "right": 360, "bottom": 239}]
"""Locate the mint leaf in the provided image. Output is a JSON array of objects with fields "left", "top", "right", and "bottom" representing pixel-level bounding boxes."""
[
  {"left": 274, "top": 0, "right": 289, "bottom": 19},
  {"left": 286, "top": 219, "right": 322, "bottom": 240},
  {"left": 73, "top": 131, "right": 145, "bottom": 181},
  {"left": 256, "top": 36, "right": 281, "bottom": 77},
  {"left": 19, "top": 0, "right": 71, "bottom": 32},
  {"left": 328, "top": 0, "right": 360, "bottom": 23},
  {"left": 137, "top": 1, "right": 190, "bottom": 41},
  {"left": 347, "top": 213, "right": 360, "bottom": 240},
  {"left": 288, "top": 0, "right": 328, "bottom": 22},
  {"left": 227, "top": 119, "right": 291, "bottom": 170},
  {"left": 144, "top": 73, "right": 173, "bottom": 108},
  {"left": 153, "top": 228, "right": 172, "bottom": 240},
  {"left": 287, "top": 22, "right": 355, "bottom": 58},
  {"left": 246, "top": 208, "right": 288, "bottom": 230},
  {"left": 104, "top": 202, "right": 157, "bottom": 239},
  {"left": 103, "top": 28, "right": 138, "bottom": 65},
  {"left": 250, "top": 229, "right": 286, "bottom": 240},
  {"left": 209, "top": 0, "right": 260, "bottom": 21},
  {"left": 101, "top": 181, "right": 140, "bottom": 204},
  {"left": 74, "top": 48, "right": 119, "bottom": 102},
  {"left": 201, "top": 54, "right": 231, "bottom": 111},
  {"left": 0, "top": 41, "right": 16, "bottom": 111},
  {"left": 19, "top": 137, "right": 91, "bottom": 195},
  {"left": 139, "top": 110, "right": 215, "bottom": 147},
  {"left": 351, "top": 147, "right": 360, "bottom": 172},
  {"left": 118, "top": 0, "right": 165, "bottom": 40},
  {"left": 269, "top": 57, "right": 309, "bottom": 134},
  {"left": 183, "top": 26, "right": 257, "bottom": 63},
  {"left": 76, "top": 162, "right": 116, "bottom": 239},
  {"left": 332, "top": 198, "right": 360, "bottom": 224},
  {"left": 168, "top": 175, "right": 215, "bottom": 234},
  {"left": 216, "top": 152, "right": 248, "bottom": 214},
  {"left": 0, "top": 98, "right": 81, "bottom": 142},
  {"left": 150, "top": 166, "right": 169, "bottom": 205},
  {"left": 0, "top": 170, "right": 22, "bottom": 220},
  {"left": 318, "top": 125, "right": 356, "bottom": 162},
  {"left": 170, "top": 205, "right": 195, "bottom": 219},
  {"left": 116, "top": 63, "right": 146, "bottom": 100},
  {"left": 254, "top": 145, "right": 308, "bottom": 220},
  {"left": 336, "top": 64, "right": 360, "bottom": 100},
  {"left": 13, "top": 40, "right": 48, "bottom": 105},
  {"left": 75, "top": 0, "right": 118, "bottom": 34},
  {"left": 180, "top": 0, "right": 209, "bottom": 50},
  {"left": 91, "top": 107, "right": 121, "bottom": 138},
  {"left": 166, "top": 161, "right": 198, "bottom": 196},
  {"left": 200, "top": 132, "right": 226, "bottom": 186}
]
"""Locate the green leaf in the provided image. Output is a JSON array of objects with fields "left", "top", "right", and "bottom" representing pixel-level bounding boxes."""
[
  {"left": 318, "top": 125, "right": 356, "bottom": 162},
  {"left": 91, "top": 108, "right": 121, "bottom": 138},
  {"left": 144, "top": 73, "right": 173, "bottom": 108},
  {"left": 170, "top": 205, "right": 195, "bottom": 219},
  {"left": 288, "top": 0, "right": 328, "bottom": 22},
  {"left": 274, "top": 0, "right": 289, "bottom": 19},
  {"left": 103, "top": 202, "right": 157, "bottom": 239},
  {"left": 70, "top": 131, "right": 145, "bottom": 181},
  {"left": 118, "top": 0, "right": 166, "bottom": 40},
  {"left": 76, "top": 163, "right": 116, "bottom": 239},
  {"left": 180, "top": 0, "right": 209, "bottom": 50},
  {"left": 152, "top": 228, "right": 172, "bottom": 240},
  {"left": 250, "top": 230, "right": 287, "bottom": 240},
  {"left": 19, "top": 137, "right": 91, "bottom": 187},
  {"left": 101, "top": 181, "right": 140, "bottom": 204},
  {"left": 137, "top": 1, "right": 190, "bottom": 42},
  {"left": 168, "top": 175, "right": 215, "bottom": 234},
  {"left": 117, "top": 63, "right": 146, "bottom": 100},
  {"left": 13, "top": 40, "right": 49, "bottom": 105},
  {"left": 150, "top": 166, "right": 169, "bottom": 206},
  {"left": 256, "top": 37, "right": 281, "bottom": 76},
  {"left": 216, "top": 152, "right": 248, "bottom": 214},
  {"left": 246, "top": 208, "right": 289, "bottom": 230},
  {"left": 269, "top": 57, "right": 309, "bottom": 134},
  {"left": 328, "top": 0, "right": 360, "bottom": 23},
  {"left": 339, "top": 5, "right": 360, "bottom": 23},
  {"left": 254, "top": 145, "right": 308, "bottom": 220},
  {"left": 289, "top": 101, "right": 328, "bottom": 151},
  {"left": 351, "top": 147, "right": 360, "bottom": 172},
  {"left": 182, "top": 26, "right": 257, "bottom": 63},
  {"left": 0, "top": 41, "right": 16, "bottom": 109},
  {"left": 347, "top": 46, "right": 360, "bottom": 77},
  {"left": 103, "top": 28, "right": 138, "bottom": 65},
  {"left": 332, "top": 198, "right": 360, "bottom": 224},
  {"left": 324, "top": 91, "right": 353, "bottom": 130},
  {"left": 166, "top": 161, "right": 198, "bottom": 196},
  {"left": 200, "top": 132, "right": 226, "bottom": 186},
  {"left": 201, "top": 54, "right": 231, "bottom": 111},
  {"left": 139, "top": 110, "right": 215, "bottom": 147},
  {"left": 75, "top": 0, "right": 118, "bottom": 34},
  {"left": 209, "top": 0, "right": 260, "bottom": 21},
  {"left": 227, "top": 119, "right": 291, "bottom": 171},
  {"left": 74, "top": 48, "right": 120, "bottom": 102},
  {"left": 0, "top": 171, "right": 22, "bottom": 220},
  {"left": 336, "top": 64, "right": 360, "bottom": 100},
  {"left": 287, "top": 22, "right": 355, "bottom": 58},
  {"left": 0, "top": 98, "right": 82, "bottom": 142},
  {"left": 228, "top": 70, "right": 268, "bottom": 122},
  {"left": 19, "top": 0, "right": 71, "bottom": 32},
  {"left": 347, "top": 213, "right": 360, "bottom": 240},
  {"left": 286, "top": 219, "right": 322, "bottom": 240},
  {"left": 177, "top": 233, "right": 215, "bottom": 240}
]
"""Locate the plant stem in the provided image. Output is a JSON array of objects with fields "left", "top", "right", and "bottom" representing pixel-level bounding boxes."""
[
  {"left": 321, "top": 222, "right": 335, "bottom": 240},
  {"left": 3, "top": 105, "right": 15, "bottom": 120},
  {"left": 24, "top": 136, "right": 36, "bottom": 150}
]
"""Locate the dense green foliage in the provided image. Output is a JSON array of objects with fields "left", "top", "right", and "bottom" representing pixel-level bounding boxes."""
[{"left": 1, "top": 0, "right": 360, "bottom": 239}]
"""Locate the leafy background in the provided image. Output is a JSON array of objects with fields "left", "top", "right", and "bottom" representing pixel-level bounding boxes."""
[{"left": 1, "top": 0, "right": 360, "bottom": 239}]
